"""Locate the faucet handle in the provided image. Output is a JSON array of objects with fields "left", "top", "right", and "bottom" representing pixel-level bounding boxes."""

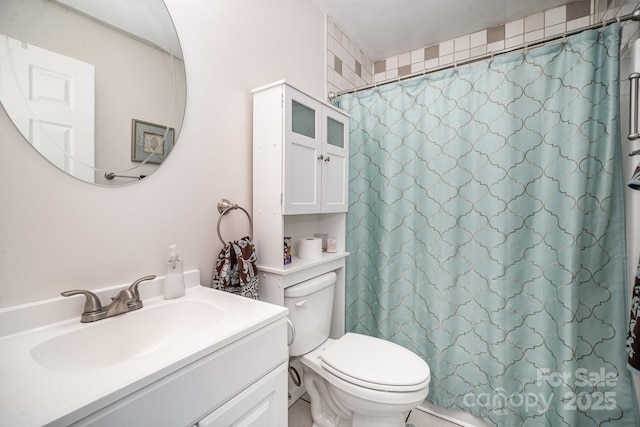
[
  {"left": 61, "top": 290, "right": 105, "bottom": 322},
  {"left": 128, "top": 275, "right": 156, "bottom": 298},
  {"left": 127, "top": 275, "right": 156, "bottom": 309}
]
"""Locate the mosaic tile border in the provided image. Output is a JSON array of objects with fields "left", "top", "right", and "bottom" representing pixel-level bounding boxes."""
[{"left": 327, "top": 0, "right": 640, "bottom": 96}]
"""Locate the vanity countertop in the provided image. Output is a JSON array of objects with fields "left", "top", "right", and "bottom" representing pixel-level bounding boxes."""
[{"left": 0, "top": 271, "right": 288, "bottom": 426}]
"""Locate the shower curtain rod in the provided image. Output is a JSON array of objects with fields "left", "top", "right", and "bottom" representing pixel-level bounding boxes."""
[{"left": 330, "top": 9, "right": 640, "bottom": 99}]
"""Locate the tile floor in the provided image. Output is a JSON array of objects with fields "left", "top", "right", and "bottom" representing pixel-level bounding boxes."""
[{"left": 288, "top": 395, "right": 466, "bottom": 427}]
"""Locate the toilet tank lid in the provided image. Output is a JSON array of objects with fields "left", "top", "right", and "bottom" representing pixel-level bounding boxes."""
[{"left": 284, "top": 272, "right": 337, "bottom": 298}]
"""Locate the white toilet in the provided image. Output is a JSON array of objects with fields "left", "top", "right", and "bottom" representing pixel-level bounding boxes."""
[{"left": 285, "top": 272, "right": 431, "bottom": 427}]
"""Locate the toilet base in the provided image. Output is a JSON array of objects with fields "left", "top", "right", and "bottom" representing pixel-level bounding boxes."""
[
  {"left": 304, "top": 368, "right": 409, "bottom": 427},
  {"left": 294, "top": 335, "right": 429, "bottom": 427},
  {"left": 299, "top": 340, "right": 428, "bottom": 427},
  {"left": 303, "top": 368, "right": 351, "bottom": 427}
]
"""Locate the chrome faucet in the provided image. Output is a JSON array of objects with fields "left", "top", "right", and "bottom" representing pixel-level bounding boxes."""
[{"left": 61, "top": 275, "right": 156, "bottom": 323}]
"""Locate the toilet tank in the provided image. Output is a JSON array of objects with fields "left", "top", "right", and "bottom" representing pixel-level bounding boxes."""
[{"left": 284, "top": 272, "right": 337, "bottom": 356}]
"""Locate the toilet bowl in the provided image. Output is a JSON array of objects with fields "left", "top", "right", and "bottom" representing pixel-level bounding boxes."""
[{"left": 285, "top": 272, "right": 430, "bottom": 427}]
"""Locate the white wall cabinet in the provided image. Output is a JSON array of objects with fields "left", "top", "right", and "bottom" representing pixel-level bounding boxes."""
[
  {"left": 258, "top": 81, "right": 348, "bottom": 215},
  {"left": 252, "top": 80, "right": 349, "bottom": 341}
]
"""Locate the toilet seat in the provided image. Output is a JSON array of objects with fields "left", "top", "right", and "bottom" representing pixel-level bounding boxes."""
[{"left": 318, "top": 333, "right": 430, "bottom": 392}]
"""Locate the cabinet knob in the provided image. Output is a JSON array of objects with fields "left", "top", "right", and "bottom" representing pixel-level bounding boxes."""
[
  {"left": 324, "top": 156, "right": 331, "bottom": 162},
  {"left": 317, "top": 154, "right": 324, "bottom": 160}
]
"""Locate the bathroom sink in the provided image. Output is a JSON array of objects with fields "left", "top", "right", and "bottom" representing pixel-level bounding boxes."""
[
  {"left": 30, "top": 299, "right": 224, "bottom": 373},
  {"left": 0, "top": 272, "right": 289, "bottom": 427}
]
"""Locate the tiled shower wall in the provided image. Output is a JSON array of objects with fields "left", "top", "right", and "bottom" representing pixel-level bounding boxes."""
[{"left": 327, "top": 0, "right": 640, "bottom": 96}]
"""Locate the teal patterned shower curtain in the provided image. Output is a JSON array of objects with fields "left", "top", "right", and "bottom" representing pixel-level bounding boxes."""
[{"left": 336, "top": 24, "right": 639, "bottom": 426}]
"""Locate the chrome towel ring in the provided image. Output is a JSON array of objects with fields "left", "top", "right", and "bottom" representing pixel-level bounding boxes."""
[{"left": 217, "top": 199, "right": 253, "bottom": 244}]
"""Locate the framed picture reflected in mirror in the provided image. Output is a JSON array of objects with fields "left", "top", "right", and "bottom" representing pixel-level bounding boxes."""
[{"left": 131, "top": 119, "right": 175, "bottom": 164}]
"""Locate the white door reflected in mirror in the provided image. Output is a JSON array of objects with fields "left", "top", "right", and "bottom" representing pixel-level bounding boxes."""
[{"left": 0, "top": 36, "right": 95, "bottom": 182}]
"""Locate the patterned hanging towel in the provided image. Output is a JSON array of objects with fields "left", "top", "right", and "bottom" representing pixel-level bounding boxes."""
[
  {"left": 628, "top": 169, "right": 640, "bottom": 374},
  {"left": 212, "top": 236, "right": 259, "bottom": 299},
  {"left": 628, "top": 164, "right": 640, "bottom": 190},
  {"left": 628, "top": 264, "right": 640, "bottom": 374}
]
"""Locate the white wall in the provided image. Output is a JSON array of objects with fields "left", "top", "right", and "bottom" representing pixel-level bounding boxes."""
[{"left": 0, "top": 0, "right": 326, "bottom": 308}]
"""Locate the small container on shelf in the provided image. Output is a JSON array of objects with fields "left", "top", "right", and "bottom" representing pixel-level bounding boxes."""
[
  {"left": 284, "top": 236, "right": 292, "bottom": 265},
  {"left": 326, "top": 237, "right": 338, "bottom": 253}
]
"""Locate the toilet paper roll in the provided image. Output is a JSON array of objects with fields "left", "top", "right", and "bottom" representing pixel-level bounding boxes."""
[{"left": 298, "top": 237, "right": 323, "bottom": 260}]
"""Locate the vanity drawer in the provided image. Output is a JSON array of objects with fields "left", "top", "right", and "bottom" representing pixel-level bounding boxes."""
[
  {"left": 196, "top": 362, "right": 287, "bottom": 427},
  {"left": 71, "top": 318, "right": 287, "bottom": 427}
]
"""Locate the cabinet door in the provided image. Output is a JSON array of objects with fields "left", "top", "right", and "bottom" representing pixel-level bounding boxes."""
[
  {"left": 284, "top": 87, "right": 321, "bottom": 214},
  {"left": 321, "top": 107, "right": 349, "bottom": 213},
  {"left": 197, "top": 363, "right": 287, "bottom": 427}
]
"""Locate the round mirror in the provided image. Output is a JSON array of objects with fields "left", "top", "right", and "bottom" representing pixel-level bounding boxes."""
[{"left": 0, "top": 0, "right": 186, "bottom": 185}]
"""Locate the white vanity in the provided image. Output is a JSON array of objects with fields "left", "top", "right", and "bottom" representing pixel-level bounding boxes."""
[{"left": 0, "top": 271, "right": 289, "bottom": 426}]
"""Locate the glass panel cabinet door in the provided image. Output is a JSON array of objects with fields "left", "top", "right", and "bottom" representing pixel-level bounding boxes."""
[
  {"left": 284, "top": 88, "right": 321, "bottom": 214},
  {"left": 321, "top": 107, "right": 348, "bottom": 213},
  {"left": 326, "top": 116, "right": 344, "bottom": 148},
  {"left": 291, "top": 100, "right": 316, "bottom": 138}
]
